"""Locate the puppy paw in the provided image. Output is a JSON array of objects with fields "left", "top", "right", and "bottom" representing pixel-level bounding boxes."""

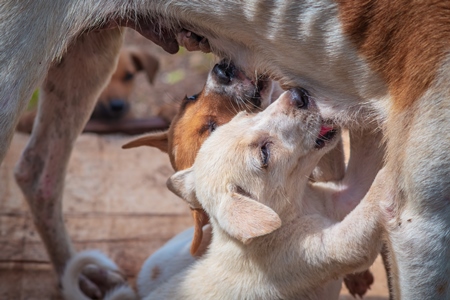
[
  {"left": 176, "top": 30, "right": 211, "bottom": 53},
  {"left": 344, "top": 270, "right": 374, "bottom": 298},
  {"left": 79, "top": 264, "right": 126, "bottom": 298}
]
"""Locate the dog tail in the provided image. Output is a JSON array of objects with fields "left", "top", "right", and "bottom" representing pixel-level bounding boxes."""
[{"left": 61, "top": 250, "right": 136, "bottom": 300}]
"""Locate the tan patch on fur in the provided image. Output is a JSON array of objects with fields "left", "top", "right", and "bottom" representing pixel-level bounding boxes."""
[
  {"left": 122, "top": 131, "right": 168, "bottom": 153},
  {"left": 168, "top": 90, "right": 249, "bottom": 171},
  {"left": 151, "top": 266, "right": 161, "bottom": 280},
  {"left": 190, "top": 208, "right": 210, "bottom": 256},
  {"left": 194, "top": 224, "right": 212, "bottom": 257},
  {"left": 337, "top": 0, "right": 450, "bottom": 111}
]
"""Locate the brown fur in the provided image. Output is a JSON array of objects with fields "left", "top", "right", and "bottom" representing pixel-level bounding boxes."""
[
  {"left": 337, "top": 0, "right": 450, "bottom": 112},
  {"left": 167, "top": 90, "right": 256, "bottom": 170},
  {"left": 91, "top": 46, "right": 159, "bottom": 120},
  {"left": 337, "top": 6, "right": 450, "bottom": 295}
]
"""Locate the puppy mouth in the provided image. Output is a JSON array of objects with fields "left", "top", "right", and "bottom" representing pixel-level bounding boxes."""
[
  {"left": 212, "top": 60, "right": 266, "bottom": 109},
  {"left": 315, "top": 125, "right": 338, "bottom": 149}
]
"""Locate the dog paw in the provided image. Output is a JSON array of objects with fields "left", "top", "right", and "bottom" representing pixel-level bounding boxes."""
[
  {"left": 344, "top": 270, "right": 374, "bottom": 298},
  {"left": 176, "top": 30, "right": 211, "bottom": 53},
  {"left": 79, "top": 264, "right": 126, "bottom": 299}
]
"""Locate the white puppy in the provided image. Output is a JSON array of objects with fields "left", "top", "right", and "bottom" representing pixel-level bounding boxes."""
[{"left": 136, "top": 89, "right": 384, "bottom": 299}]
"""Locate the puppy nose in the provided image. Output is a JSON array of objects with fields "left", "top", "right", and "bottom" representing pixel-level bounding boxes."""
[
  {"left": 212, "top": 62, "right": 235, "bottom": 84},
  {"left": 288, "top": 88, "right": 309, "bottom": 109},
  {"left": 109, "top": 99, "right": 126, "bottom": 112}
]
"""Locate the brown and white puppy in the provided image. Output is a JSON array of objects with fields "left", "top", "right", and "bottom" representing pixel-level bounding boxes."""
[
  {"left": 3, "top": 2, "right": 449, "bottom": 299},
  {"left": 124, "top": 59, "right": 273, "bottom": 256},
  {"left": 90, "top": 47, "right": 159, "bottom": 121},
  {"left": 16, "top": 47, "right": 159, "bottom": 133},
  {"left": 124, "top": 60, "right": 273, "bottom": 170},
  {"left": 65, "top": 89, "right": 385, "bottom": 299}
]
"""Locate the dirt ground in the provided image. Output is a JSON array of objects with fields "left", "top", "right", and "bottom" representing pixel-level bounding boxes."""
[{"left": 0, "top": 30, "right": 389, "bottom": 299}]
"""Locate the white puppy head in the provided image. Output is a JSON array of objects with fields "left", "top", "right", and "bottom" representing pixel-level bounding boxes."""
[{"left": 168, "top": 88, "right": 340, "bottom": 244}]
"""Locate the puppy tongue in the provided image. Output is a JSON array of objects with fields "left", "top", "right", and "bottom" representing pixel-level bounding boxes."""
[{"left": 319, "top": 126, "right": 333, "bottom": 136}]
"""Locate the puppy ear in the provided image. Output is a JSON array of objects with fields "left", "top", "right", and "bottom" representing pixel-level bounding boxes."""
[
  {"left": 129, "top": 48, "right": 160, "bottom": 84},
  {"left": 122, "top": 131, "right": 168, "bottom": 153},
  {"left": 166, "top": 167, "right": 201, "bottom": 209},
  {"left": 190, "top": 208, "right": 210, "bottom": 256},
  {"left": 217, "top": 188, "right": 281, "bottom": 244}
]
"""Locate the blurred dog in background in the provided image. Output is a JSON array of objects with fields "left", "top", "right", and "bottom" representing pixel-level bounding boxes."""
[{"left": 16, "top": 47, "right": 159, "bottom": 134}]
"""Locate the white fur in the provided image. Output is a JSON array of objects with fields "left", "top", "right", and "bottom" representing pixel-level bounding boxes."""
[
  {"left": 137, "top": 227, "right": 196, "bottom": 298},
  {"left": 136, "top": 91, "right": 384, "bottom": 299},
  {"left": 384, "top": 54, "right": 450, "bottom": 299}
]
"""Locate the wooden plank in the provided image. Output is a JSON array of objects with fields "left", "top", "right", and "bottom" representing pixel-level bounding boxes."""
[{"left": 0, "top": 133, "right": 193, "bottom": 299}]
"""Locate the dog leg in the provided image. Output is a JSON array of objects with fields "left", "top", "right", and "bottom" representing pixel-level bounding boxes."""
[
  {"left": 312, "top": 129, "right": 382, "bottom": 297},
  {"left": 305, "top": 168, "right": 390, "bottom": 281},
  {"left": 309, "top": 127, "right": 385, "bottom": 295},
  {"left": 14, "top": 29, "right": 124, "bottom": 298},
  {"left": 383, "top": 69, "right": 450, "bottom": 299},
  {"left": 311, "top": 133, "right": 376, "bottom": 297},
  {"left": 327, "top": 128, "right": 384, "bottom": 297},
  {"left": 313, "top": 133, "right": 374, "bottom": 298}
]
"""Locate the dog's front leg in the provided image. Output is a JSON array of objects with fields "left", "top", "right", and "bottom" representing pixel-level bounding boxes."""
[
  {"left": 311, "top": 133, "right": 377, "bottom": 297},
  {"left": 333, "top": 127, "right": 386, "bottom": 297},
  {"left": 14, "top": 29, "right": 124, "bottom": 298},
  {"left": 304, "top": 168, "right": 390, "bottom": 281}
]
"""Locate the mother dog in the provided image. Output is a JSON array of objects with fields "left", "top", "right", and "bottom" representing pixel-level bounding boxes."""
[{"left": 1, "top": 1, "right": 449, "bottom": 299}]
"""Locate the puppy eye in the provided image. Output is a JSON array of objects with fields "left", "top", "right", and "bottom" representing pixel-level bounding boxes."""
[
  {"left": 207, "top": 120, "right": 217, "bottom": 132},
  {"left": 260, "top": 142, "right": 271, "bottom": 168},
  {"left": 297, "top": 88, "right": 309, "bottom": 109},
  {"left": 186, "top": 93, "right": 199, "bottom": 101},
  {"left": 199, "top": 119, "right": 217, "bottom": 135},
  {"left": 123, "top": 72, "right": 134, "bottom": 81}
]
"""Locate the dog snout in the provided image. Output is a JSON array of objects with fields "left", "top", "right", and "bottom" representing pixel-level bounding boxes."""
[
  {"left": 212, "top": 62, "right": 235, "bottom": 85},
  {"left": 288, "top": 88, "right": 310, "bottom": 109},
  {"left": 109, "top": 99, "right": 127, "bottom": 113}
]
